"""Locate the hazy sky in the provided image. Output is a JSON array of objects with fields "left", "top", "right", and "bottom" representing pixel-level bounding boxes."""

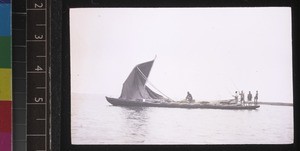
[{"left": 70, "top": 8, "right": 292, "bottom": 103}]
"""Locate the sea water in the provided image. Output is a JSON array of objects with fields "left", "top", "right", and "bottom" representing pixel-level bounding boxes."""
[{"left": 71, "top": 93, "right": 293, "bottom": 144}]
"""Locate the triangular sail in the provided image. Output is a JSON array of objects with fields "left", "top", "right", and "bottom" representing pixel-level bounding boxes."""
[
  {"left": 119, "top": 60, "right": 164, "bottom": 100},
  {"left": 145, "top": 86, "right": 164, "bottom": 99}
]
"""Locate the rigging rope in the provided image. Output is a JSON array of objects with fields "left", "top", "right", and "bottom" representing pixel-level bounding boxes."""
[{"left": 136, "top": 67, "right": 174, "bottom": 101}]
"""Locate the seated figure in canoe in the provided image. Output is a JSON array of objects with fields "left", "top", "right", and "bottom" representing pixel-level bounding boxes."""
[{"left": 186, "top": 91, "right": 195, "bottom": 103}]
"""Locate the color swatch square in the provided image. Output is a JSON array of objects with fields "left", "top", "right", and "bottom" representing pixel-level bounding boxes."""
[
  {"left": 0, "top": 4, "right": 11, "bottom": 36},
  {"left": 0, "top": 37, "right": 11, "bottom": 68},
  {"left": 0, "top": 101, "right": 12, "bottom": 151},
  {"left": 0, "top": 0, "right": 11, "bottom": 3},
  {"left": 0, "top": 101, "right": 11, "bottom": 131},
  {"left": 0, "top": 68, "right": 12, "bottom": 101}
]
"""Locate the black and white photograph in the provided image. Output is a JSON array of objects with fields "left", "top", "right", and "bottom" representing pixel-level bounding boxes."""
[{"left": 70, "top": 7, "right": 293, "bottom": 144}]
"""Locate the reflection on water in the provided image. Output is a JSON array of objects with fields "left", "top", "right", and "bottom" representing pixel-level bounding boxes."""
[
  {"left": 71, "top": 94, "right": 293, "bottom": 144},
  {"left": 121, "top": 107, "right": 149, "bottom": 143}
]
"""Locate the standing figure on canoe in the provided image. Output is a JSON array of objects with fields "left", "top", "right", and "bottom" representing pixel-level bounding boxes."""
[
  {"left": 240, "top": 91, "right": 245, "bottom": 105},
  {"left": 247, "top": 91, "right": 252, "bottom": 105},
  {"left": 233, "top": 91, "right": 239, "bottom": 104},
  {"left": 254, "top": 91, "right": 258, "bottom": 105}
]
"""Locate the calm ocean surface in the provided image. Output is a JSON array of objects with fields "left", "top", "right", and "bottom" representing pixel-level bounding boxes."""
[{"left": 71, "top": 94, "right": 293, "bottom": 144}]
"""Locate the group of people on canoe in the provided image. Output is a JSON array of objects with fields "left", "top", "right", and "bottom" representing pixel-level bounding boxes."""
[
  {"left": 185, "top": 90, "right": 259, "bottom": 105},
  {"left": 233, "top": 90, "right": 258, "bottom": 106}
]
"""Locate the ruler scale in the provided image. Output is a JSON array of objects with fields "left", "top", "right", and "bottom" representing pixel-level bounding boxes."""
[
  {"left": 12, "top": 0, "right": 50, "bottom": 150},
  {"left": 27, "top": 0, "right": 49, "bottom": 151}
]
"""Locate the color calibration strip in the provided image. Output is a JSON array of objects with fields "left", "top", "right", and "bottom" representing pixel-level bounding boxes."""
[
  {"left": 0, "top": 0, "right": 12, "bottom": 151},
  {"left": 12, "top": 0, "right": 27, "bottom": 150}
]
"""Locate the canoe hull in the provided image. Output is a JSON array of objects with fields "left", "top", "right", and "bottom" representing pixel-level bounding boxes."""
[{"left": 105, "top": 97, "right": 260, "bottom": 110}]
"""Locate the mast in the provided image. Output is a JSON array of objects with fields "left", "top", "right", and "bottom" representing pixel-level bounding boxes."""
[{"left": 145, "top": 55, "right": 156, "bottom": 84}]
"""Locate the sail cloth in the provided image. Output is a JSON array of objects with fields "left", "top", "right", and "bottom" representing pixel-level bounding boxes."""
[
  {"left": 119, "top": 60, "right": 164, "bottom": 100},
  {"left": 145, "top": 86, "right": 164, "bottom": 99}
]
